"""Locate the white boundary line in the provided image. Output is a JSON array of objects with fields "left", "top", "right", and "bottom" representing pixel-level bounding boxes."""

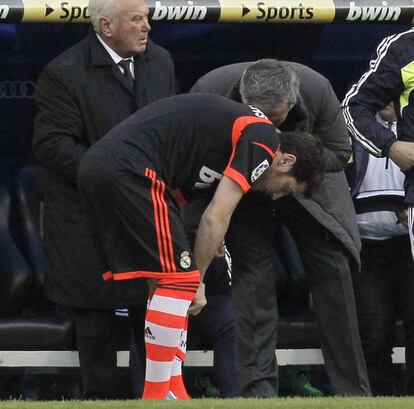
[{"left": 0, "top": 348, "right": 406, "bottom": 368}]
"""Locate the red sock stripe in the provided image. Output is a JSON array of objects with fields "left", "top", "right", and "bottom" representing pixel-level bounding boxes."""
[
  {"left": 159, "top": 281, "right": 199, "bottom": 288},
  {"left": 157, "top": 273, "right": 200, "bottom": 284},
  {"left": 158, "top": 285, "right": 199, "bottom": 295},
  {"left": 156, "top": 287, "right": 197, "bottom": 302},
  {"left": 170, "top": 375, "right": 190, "bottom": 400},
  {"left": 102, "top": 270, "right": 201, "bottom": 282},
  {"left": 158, "top": 282, "right": 200, "bottom": 290},
  {"left": 146, "top": 309, "right": 189, "bottom": 329},
  {"left": 176, "top": 349, "right": 186, "bottom": 361},
  {"left": 159, "top": 281, "right": 200, "bottom": 288},
  {"left": 146, "top": 342, "right": 177, "bottom": 362},
  {"left": 143, "top": 380, "right": 170, "bottom": 399}
]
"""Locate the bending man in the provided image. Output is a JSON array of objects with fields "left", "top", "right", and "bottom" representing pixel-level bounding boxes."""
[
  {"left": 191, "top": 59, "right": 370, "bottom": 396},
  {"left": 77, "top": 93, "right": 324, "bottom": 400}
]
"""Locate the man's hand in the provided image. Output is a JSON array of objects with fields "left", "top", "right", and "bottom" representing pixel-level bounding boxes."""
[
  {"left": 388, "top": 141, "right": 414, "bottom": 171},
  {"left": 188, "top": 282, "right": 207, "bottom": 316}
]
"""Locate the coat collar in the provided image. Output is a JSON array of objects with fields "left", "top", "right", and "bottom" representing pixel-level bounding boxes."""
[
  {"left": 86, "top": 31, "right": 154, "bottom": 66},
  {"left": 86, "top": 32, "right": 155, "bottom": 97}
]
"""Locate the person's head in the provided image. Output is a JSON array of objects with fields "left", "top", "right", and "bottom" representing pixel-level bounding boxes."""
[
  {"left": 239, "top": 59, "right": 300, "bottom": 126},
  {"left": 89, "top": 0, "right": 150, "bottom": 58},
  {"left": 378, "top": 101, "right": 397, "bottom": 123},
  {"left": 252, "top": 131, "right": 324, "bottom": 199}
]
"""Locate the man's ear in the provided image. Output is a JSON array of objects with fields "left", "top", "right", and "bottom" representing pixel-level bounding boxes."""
[
  {"left": 282, "top": 153, "right": 297, "bottom": 166},
  {"left": 274, "top": 152, "right": 297, "bottom": 171},
  {"left": 99, "top": 17, "right": 112, "bottom": 38}
]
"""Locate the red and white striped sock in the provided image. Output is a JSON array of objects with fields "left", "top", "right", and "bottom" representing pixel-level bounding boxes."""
[
  {"left": 142, "top": 276, "right": 198, "bottom": 400},
  {"left": 170, "top": 318, "right": 190, "bottom": 399}
]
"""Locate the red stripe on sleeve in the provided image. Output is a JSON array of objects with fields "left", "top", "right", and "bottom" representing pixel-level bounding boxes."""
[
  {"left": 223, "top": 167, "right": 251, "bottom": 193},
  {"left": 252, "top": 141, "right": 279, "bottom": 158},
  {"left": 225, "top": 116, "right": 274, "bottom": 183},
  {"left": 231, "top": 116, "right": 272, "bottom": 148}
]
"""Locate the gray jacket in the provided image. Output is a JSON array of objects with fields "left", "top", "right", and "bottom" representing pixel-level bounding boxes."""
[{"left": 191, "top": 62, "right": 361, "bottom": 267}]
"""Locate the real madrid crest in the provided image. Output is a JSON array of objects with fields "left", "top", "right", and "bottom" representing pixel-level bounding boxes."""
[{"left": 180, "top": 251, "right": 191, "bottom": 269}]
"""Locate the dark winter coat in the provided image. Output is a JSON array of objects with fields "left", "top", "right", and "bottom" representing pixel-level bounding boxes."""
[{"left": 32, "top": 32, "right": 175, "bottom": 308}]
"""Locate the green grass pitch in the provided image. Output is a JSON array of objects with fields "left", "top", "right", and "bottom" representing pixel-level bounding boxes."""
[{"left": 2, "top": 398, "right": 414, "bottom": 409}]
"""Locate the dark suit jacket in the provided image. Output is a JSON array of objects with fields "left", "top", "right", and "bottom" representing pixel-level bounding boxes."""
[{"left": 32, "top": 32, "right": 175, "bottom": 308}]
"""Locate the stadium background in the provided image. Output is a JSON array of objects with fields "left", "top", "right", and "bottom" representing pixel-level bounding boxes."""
[
  {"left": 0, "top": 20, "right": 412, "bottom": 162},
  {"left": 0, "top": 8, "right": 412, "bottom": 400}
]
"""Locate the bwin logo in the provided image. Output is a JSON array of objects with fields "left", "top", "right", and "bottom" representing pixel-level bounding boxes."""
[
  {"left": 152, "top": 1, "right": 207, "bottom": 21},
  {"left": 0, "top": 5, "right": 9, "bottom": 19},
  {"left": 346, "top": 1, "right": 401, "bottom": 21}
]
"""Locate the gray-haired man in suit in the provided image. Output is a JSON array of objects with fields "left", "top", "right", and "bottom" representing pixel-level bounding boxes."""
[
  {"left": 190, "top": 59, "right": 371, "bottom": 397},
  {"left": 33, "top": 0, "right": 175, "bottom": 398}
]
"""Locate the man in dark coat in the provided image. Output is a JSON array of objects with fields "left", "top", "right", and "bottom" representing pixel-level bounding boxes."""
[
  {"left": 32, "top": 0, "right": 175, "bottom": 399},
  {"left": 190, "top": 59, "right": 371, "bottom": 397}
]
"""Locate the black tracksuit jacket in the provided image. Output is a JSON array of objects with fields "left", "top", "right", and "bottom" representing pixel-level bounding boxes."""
[{"left": 342, "top": 28, "right": 414, "bottom": 204}]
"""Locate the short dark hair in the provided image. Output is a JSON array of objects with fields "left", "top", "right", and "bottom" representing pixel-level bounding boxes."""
[{"left": 278, "top": 131, "right": 325, "bottom": 197}]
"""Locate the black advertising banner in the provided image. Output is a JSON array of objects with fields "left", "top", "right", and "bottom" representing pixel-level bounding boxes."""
[
  {"left": 334, "top": 0, "right": 414, "bottom": 23},
  {"left": 0, "top": 0, "right": 412, "bottom": 23},
  {"left": 0, "top": 0, "right": 24, "bottom": 22},
  {"left": 218, "top": 0, "right": 414, "bottom": 22}
]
